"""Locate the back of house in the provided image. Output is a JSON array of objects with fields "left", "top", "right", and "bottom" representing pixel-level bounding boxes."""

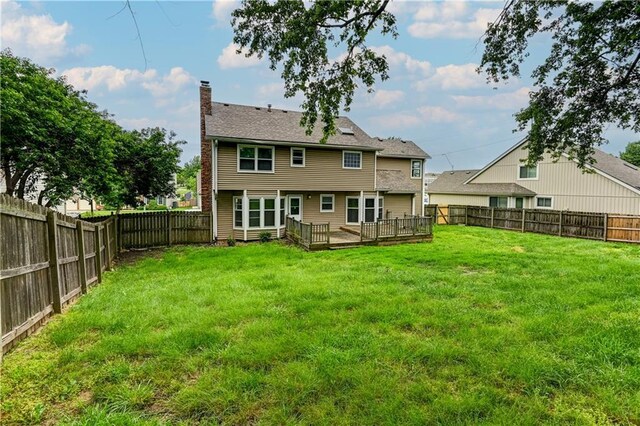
[{"left": 199, "top": 81, "right": 430, "bottom": 241}]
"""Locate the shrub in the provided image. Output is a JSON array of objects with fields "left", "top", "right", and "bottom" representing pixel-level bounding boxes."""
[
  {"left": 259, "top": 231, "right": 272, "bottom": 243},
  {"left": 226, "top": 236, "right": 236, "bottom": 247}
]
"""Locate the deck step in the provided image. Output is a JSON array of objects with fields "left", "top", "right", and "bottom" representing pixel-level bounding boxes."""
[{"left": 328, "top": 244, "right": 364, "bottom": 250}]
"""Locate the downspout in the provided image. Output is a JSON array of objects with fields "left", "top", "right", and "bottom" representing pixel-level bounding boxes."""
[
  {"left": 421, "top": 158, "right": 426, "bottom": 216},
  {"left": 213, "top": 139, "right": 219, "bottom": 240}
]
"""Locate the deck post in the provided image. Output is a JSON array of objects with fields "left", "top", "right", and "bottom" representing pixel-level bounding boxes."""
[
  {"left": 360, "top": 221, "right": 364, "bottom": 242},
  {"left": 395, "top": 218, "right": 399, "bottom": 237},
  {"left": 603, "top": 213, "right": 608, "bottom": 241},
  {"left": 310, "top": 222, "right": 313, "bottom": 245},
  {"left": 327, "top": 223, "right": 330, "bottom": 244},
  {"left": 376, "top": 220, "right": 379, "bottom": 241}
]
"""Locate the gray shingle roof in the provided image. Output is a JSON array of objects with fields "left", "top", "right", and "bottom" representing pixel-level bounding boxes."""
[
  {"left": 370, "top": 137, "right": 431, "bottom": 159},
  {"left": 428, "top": 169, "right": 536, "bottom": 196},
  {"left": 376, "top": 170, "right": 419, "bottom": 193},
  {"left": 592, "top": 149, "right": 640, "bottom": 191},
  {"left": 204, "top": 102, "right": 429, "bottom": 158}
]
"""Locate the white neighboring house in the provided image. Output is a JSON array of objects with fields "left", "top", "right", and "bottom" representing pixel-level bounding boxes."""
[
  {"left": 423, "top": 172, "right": 439, "bottom": 204},
  {"left": 428, "top": 139, "right": 640, "bottom": 215}
]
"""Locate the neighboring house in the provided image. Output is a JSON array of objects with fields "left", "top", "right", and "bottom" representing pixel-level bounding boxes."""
[
  {"left": 428, "top": 138, "right": 640, "bottom": 215},
  {"left": 199, "top": 81, "right": 430, "bottom": 241},
  {"left": 423, "top": 172, "right": 439, "bottom": 204}
]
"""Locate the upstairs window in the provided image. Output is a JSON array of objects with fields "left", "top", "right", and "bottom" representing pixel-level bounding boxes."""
[
  {"left": 291, "top": 147, "right": 305, "bottom": 167},
  {"left": 343, "top": 151, "right": 362, "bottom": 169},
  {"left": 518, "top": 164, "right": 537, "bottom": 179},
  {"left": 238, "top": 145, "right": 274, "bottom": 172},
  {"left": 411, "top": 160, "right": 422, "bottom": 178}
]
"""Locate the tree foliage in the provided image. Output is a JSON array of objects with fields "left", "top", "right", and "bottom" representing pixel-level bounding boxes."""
[
  {"left": 232, "top": 0, "right": 397, "bottom": 140},
  {"left": 0, "top": 49, "right": 183, "bottom": 208},
  {"left": 232, "top": 0, "right": 639, "bottom": 167},
  {"left": 620, "top": 141, "right": 640, "bottom": 167},
  {"left": 177, "top": 155, "right": 201, "bottom": 194},
  {"left": 480, "top": 0, "right": 640, "bottom": 167}
]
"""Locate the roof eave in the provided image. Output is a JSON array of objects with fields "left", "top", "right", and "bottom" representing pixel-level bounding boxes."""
[{"left": 206, "top": 136, "right": 382, "bottom": 151}]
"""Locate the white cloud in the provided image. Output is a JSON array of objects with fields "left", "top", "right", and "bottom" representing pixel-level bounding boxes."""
[
  {"left": 217, "top": 42, "right": 263, "bottom": 70},
  {"left": 62, "top": 65, "right": 195, "bottom": 100},
  {"left": 453, "top": 87, "right": 532, "bottom": 110},
  {"left": 370, "top": 112, "right": 422, "bottom": 129},
  {"left": 415, "top": 63, "right": 485, "bottom": 91},
  {"left": 257, "top": 82, "right": 283, "bottom": 97},
  {"left": 142, "top": 67, "right": 195, "bottom": 98},
  {"left": 371, "top": 45, "right": 431, "bottom": 76},
  {"left": 119, "top": 117, "right": 168, "bottom": 130},
  {"left": 408, "top": 4, "right": 501, "bottom": 39},
  {"left": 0, "top": 0, "right": 88, "bottom": 63},
  {"left": 369, "top": 89, "right": 405, "bottom": 108},
  {"left": 212, "top": 0, "right": 238, "bottom": 26},
  {"left": 417, "top": 105, "right": 460, "bottom": 123},
  {"left": 62, "top": 66, "right": 157, "bottom": 91}
]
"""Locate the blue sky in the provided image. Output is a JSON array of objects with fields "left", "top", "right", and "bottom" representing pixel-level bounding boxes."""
[{"left": 1, "top": 0, "right": 636, "bottom": 171}]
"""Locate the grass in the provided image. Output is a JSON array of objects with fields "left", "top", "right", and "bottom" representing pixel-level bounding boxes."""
[{"left": 2, "top": 226, "right": 640, "bottom": 425}]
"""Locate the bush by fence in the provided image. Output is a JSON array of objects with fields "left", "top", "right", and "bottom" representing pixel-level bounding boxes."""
[
  {"left": 1, "top": 194, "right": 117, "bottom": 355},
  {"left": 446, "top": 205, "right": 639, "bottom": 243}
]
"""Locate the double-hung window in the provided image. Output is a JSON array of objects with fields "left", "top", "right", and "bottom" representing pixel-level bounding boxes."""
[
  {"left": 234, "top": 197, "right": 278, "bottom": 228},
  {"left": 343, "top": 151, "right": 362, "bottom": 169},
  {"left": 320, "top": 194, "right": 334, "bottom": 212},
  {"left": 518, "top": 164, "right": 538, "bottom": 179},
  {"left": 346, "top": 197, "right": 360, "bottom": 224},
  {"left": 291, "top": 147, "right": 305, "bottom": 167},
  {"left": 238, "top": 145, "right": 274, "bottom": 172},
  {"left": 280, "top": 199, "right": 286, "bottom": 225},
  {"left": 378, "top": 197, "right": 384, "bottom": 220},
  {"left": 364, "top": 198, "right": 376, "bottom": 222},
  {"left": 411, "top": 160, "right": 422, "bottom": 178}
]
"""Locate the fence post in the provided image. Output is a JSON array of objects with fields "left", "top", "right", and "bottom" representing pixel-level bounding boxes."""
[
  {"left": 104, "top": 220, "right": 112, "bottom": 271},
  {"left": 95, "top": 224, "right": 103, "bottom": 284},
  {"left": 490, "top": 208, "right": 495, "bottom": 228},
  {"left": 76, "top": 220, "right": 88, "bottom": 294},
  {"left": 521, "top": 209, "right": 526, "bottom": 232},
  {"left": 558, "top": 211, "right": 563, "bottom": 237},
  {"left": 327, "top": 223, "right": 331, "bottom": 244},
  {"left": 47, "top": 211, "right": 63, "bottom": 314},
  {"left": 310, "top": 222, "right": 313, "bottom": 244},
  {"left": 167, "top": 211, "right": 172, "bottom": 246},
  {"left": 603, "top": 213, "right": 608, "bottom": 241},
  {"left": 464, "top": 207, "right": 468, "bottom": 225},
  {"left": 395, "top": 218, "right": 399, "bottom": 237},
  {"left": 412, "top": 217, "right": 417, "bottom": 236},
  {"left": 114, "top": 215, "right": 120, "bottom": 254}
]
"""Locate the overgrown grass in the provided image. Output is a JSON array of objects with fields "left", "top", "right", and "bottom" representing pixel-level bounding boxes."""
[{"left": 2, "top": 226, "right": 639, "bottom": 425}]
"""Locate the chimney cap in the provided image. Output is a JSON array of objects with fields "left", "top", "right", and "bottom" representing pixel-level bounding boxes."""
[
  {"left": 200, "top": 80, "right": 210, "bottom": 86},
  {"left": 268, "top": 103, "right": 272, "bottom": 112}
]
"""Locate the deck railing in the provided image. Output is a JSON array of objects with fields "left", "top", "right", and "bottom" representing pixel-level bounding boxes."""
[
  {"left": 361, "top": 217, "right": 433, "bottom": 241},
  {"left": 285, "top": 217, "right": 330, "bottom": 248}
]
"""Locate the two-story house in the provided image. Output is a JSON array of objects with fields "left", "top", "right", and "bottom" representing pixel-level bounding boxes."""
[
  {"left": 427, "top": 138, "right": 640, "bottom": 215},
  {"left": 199, "top": 81, "right": 430, "bottom": 241}
]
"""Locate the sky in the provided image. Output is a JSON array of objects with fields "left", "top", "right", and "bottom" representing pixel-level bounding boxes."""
[{"left": 1, "top": 0, "right": 637, "bottom": 172}]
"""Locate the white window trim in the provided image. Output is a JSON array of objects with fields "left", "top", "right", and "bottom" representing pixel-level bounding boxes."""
[
  {"left": 345, "top": 196, "right": 360, "bottom": 225},
  {"left": 535, "top": 196, "right": 553, "bottom": 209},
  {"left": 233, "top": 196, "right": 278, "bottom": 229},
  {"left": 517, "top": 163, "right": 539, "bottom": 181},
  {"left": 237, "top": 144, "right": 275, "bottom": 174},
  {"left": 290, "top": 147, "right": 305, "bottom": 168},
  {"left": 320, "top": 193, "right": 335, "bottom": 213},
  {"left": 342, "top": 150, "right": 362, "bottom": 170},
  {"left": 411, "top": 159, "right": 423, "bottom": 180}
]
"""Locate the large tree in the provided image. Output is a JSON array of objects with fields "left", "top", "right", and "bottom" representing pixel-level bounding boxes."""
[
  {"left": 620, "top": 141, "right": 640, "bottom": 167},
  {"left": 177, "top": 155, "right": 201, "bottom": 194},
  {"left": 1, "top": 49, "right": 117, "bottom": 206},
  {"left": 231, "top": 0, "right": 640, "bottom": 165}
]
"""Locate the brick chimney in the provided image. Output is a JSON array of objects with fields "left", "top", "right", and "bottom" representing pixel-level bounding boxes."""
[{"left": 200, "top": 81, "right": 212, "bottom": 212}]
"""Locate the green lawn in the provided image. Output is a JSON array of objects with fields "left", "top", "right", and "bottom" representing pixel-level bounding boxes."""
[{"left": 2, "top": 226, "right": 640, "bottom": 425}]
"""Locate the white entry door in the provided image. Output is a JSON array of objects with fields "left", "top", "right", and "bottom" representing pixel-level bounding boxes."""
[{"left": 287, "top": 195, "right": 303, "bottom": 221}]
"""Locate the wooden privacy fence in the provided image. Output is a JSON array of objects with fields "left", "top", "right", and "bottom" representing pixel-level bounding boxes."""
[
  {"left": 118, "top": 210, "right": 213, "bottom": 248},
  {"left": 361, "top": 217, "right": 433, "bottom": 241},
  {"left": 1, "top": 194, "right": 117, "bottom": 354},
  {"left": 285, "top": 217, "right": 330, "bottom": 249},
  {"left": 446, "top": 205, "right": 640, "bottom": 243},
  {"left": 423, "top": 204, "right": 450, "bottom": 225}
]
